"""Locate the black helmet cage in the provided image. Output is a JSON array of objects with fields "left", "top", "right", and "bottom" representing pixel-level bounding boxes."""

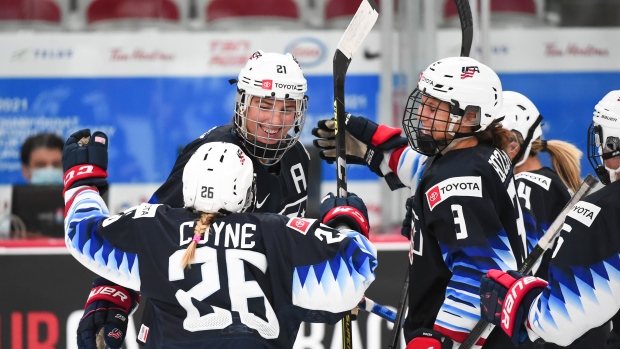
[
  {"left": 587, "top": 122, "right": 620, "bottom": 185},
  {"left": 401, "top": 88, "right": 481, "bottom": 156},
  {"left": 234, "top": 88, "right": 308, "bottom": 165}
]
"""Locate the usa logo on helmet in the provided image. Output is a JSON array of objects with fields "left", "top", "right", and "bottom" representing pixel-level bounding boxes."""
[{"left": 461, "top": 66, "right": 480, "bottom": 79}]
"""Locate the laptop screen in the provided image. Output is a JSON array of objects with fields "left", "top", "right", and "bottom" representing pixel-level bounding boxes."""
[{"left": 11, "top": 185, "right": 65, "bottom": 238}]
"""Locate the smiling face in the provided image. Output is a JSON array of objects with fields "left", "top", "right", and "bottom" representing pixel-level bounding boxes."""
[
  {"left": 244, "top": 96, "right": 299, "bottom": 145},
  {"left": 417, "top": 95, "right": 456, "bottom": 141}
]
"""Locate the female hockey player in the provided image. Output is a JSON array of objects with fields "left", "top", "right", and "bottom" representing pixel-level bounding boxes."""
[
  {"left": 313, "top": 56, "right": 526, "bottom": 348},
  {"left": 479, "top": 89, "right": 620, "bottom": 347},
  {"left": 499, "top": 92, "right": 611, "bottom": 349},
  {"left": 75, "top": 50, "right": 313, "bottom": 348},
  {"left": 63, "top": 135, "right": 376, "bottom": 349},
  {"left": 499, "top": 91, "right": 582, "bottom": 280}
]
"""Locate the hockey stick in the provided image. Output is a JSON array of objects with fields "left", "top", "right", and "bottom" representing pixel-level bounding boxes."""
[
  {"left": 386, "top": 1, "right": 474, "bottom": 348},
  {"left": 333, "top": 1, "right": 378, "bottom": 348},
  {"left": 455, "top": 0, "right": 474, "bottom": 57},
  {"left": 358, "top": 297, "right": 398, "bottom": 323},
  {"left": 387, "top": 272, "right": 409, "bottom": 349},
  {"left": 458, "top": 174, "right": 599, "bottom": 349},
  {"left": 333, "top": 0, "right": 378, "bottom": 199}
]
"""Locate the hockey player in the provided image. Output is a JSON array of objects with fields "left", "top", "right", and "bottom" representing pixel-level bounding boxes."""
[
  {"left": 500, "top": 91, "right": 582, "bottom": 280},
  {"left": 75, "top": 50, "right": 312, "bottom": 348},
  {"left": 499, "top": 92, "right": 612, "bottom": 349},
  {"left": 63, "top": 134, "right": 377, "bottom": 349},
  {"left": 314, "top": 56, "right": 526, "bottom": 348},
  {"left": 479, "top": 90, "right": 620, "bottom": 347}
]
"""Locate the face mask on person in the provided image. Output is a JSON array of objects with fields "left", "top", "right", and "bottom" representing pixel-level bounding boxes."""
[{"left": 31, "top": 167, "right": 64, "bottom": 185}]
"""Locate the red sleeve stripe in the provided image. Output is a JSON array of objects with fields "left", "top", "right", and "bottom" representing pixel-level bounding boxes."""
[
  {"left": 64, "top": 186, "right": 99, "bottom": 218},
  {"left": 388, "top": 145, "right": 408, "bottom": 175}
]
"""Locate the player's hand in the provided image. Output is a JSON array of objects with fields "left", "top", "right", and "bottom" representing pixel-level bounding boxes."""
[
  {"left": 62, "top": 129, "right": 109, "bottom": 194},
  {"left": 405, "top": 328, "right": 453, "bottom": 349},
  {"left": 319, "top": 192, "right": 369, "bottom": 238},
  {"left": 312, "top": 113, "right": 407, "bottom": 170},
  {"left": 480, "top": 270, "right": 547, "bottom": 346},
  {"left": 77, "top": 278, "right": 139, "bottom": 349},
  {"left": 311, "top": 118, "right": 368, "bottom": 165}
]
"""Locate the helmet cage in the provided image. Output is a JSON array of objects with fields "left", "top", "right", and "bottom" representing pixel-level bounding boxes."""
[
  {"left": 402, "top": 88, "right": 481, "bottom": 156},
  {"left": 588, "top": 122, "right": 620, "bottom": 184},
  {"left": 234, "top": 92, "right": 307, "bottom": 165}
]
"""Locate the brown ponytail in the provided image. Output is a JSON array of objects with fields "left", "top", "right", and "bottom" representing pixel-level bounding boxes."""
[
  {"left": 474, "top": 120, "right": 513, "bottom": 151},
  {"left": 530, "top": 139, "right": 582, "bottom": 192},
  {"left": 181, "top": 212, "right": 221, "bottom": 269}
]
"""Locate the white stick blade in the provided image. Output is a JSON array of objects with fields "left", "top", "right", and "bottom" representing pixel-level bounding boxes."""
[{"left": 336, "top": 0, "right": 379, "bottom": 59}]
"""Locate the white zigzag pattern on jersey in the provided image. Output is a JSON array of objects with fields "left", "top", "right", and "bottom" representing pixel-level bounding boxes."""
[
  {"left": 65, "top": 186, "right": 141, "bottom": 290},
  {"left": 529, "top": 259, "right": 620, "bottom": 346}
]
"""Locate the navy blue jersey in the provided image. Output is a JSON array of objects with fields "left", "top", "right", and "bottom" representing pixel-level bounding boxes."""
[
  {"left": 65, "top": 186, "right": 377, "bottom": 349},
  {"left": 150, "top": 124, "right": 310, "bottom": 217},
  {"left": 514, "top": 168, "right": 571, "bottom": 279},
  {"left": 525, "top": 179, "right": 620, "bottom": 346},
  {"left": 125, "top": 123, "right": 310, "bottom": 346},
  {"left": 402, "top": 144, "right": 526, "bottom": 348}
]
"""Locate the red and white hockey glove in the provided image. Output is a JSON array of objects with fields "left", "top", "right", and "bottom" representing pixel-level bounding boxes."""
[
  {"left": 77, "top": 277, "right": 140, "bottom": 349},
  {"left": 62, "top": 129, "right": 109, "bottom": 195},
  {"left": 480, "top": 270, "right": 547, "bottom": 346},
  {"left": 311, "top": 113, "right": 408, "bottom": 190},
  {"left": 406, "top": 328, "right": 454, "bottom": 349},
  {"left": 319, "top": 192, "right": 370, "bottom": 238}
]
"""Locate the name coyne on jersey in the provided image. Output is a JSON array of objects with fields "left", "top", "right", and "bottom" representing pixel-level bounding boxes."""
[
  {"left": 567, "top": 201, "right": 601, "bottom": 227},
  {"left": 489, "top": 149, "right": 511, "bottom": 182},
  {"left": 426, "top": 176, "right": 482, "bottom": 210},
  {"left": 180, "top": 221, "right": 258, "bottom": 249},
  {"left": 514, "top": 172, "right": 551, "bottom": 190}
]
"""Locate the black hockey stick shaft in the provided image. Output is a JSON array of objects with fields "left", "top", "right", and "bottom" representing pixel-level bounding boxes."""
[
  {"left": 387, "top": 269, "right": 409, "bottom": 349},
  {"left": 333, "top": 1, "right": 378, "bottom": 348},
  {"left": 334, "top": 49, "right": 349, "bottom": 198},
  {"left": 455, "top": 0, "right": 473, "bottom": 57},
  {"left": 458, "top": 174, "right": 599, "bottom": 349}
]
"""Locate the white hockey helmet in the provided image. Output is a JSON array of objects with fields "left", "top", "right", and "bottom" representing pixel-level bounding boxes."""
[
  {"left": 234, "top": 50, "right": 308, "bottom": 165},
  {"left": 182, "top": 142, "right": 255, "bottom": 213},
  {"left": 500, "top": 91, "right": 543, "bottom": 167},
  {"left": 588, "top": 90, "right": 620, "bottom": 184},
  {"left": 402, "top": 56, "right": 503, "bottom": 156}
]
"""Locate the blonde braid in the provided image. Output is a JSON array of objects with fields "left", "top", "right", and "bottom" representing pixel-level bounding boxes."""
[{"left": 181, "top": 212, "right": 220, "bottom": 269}]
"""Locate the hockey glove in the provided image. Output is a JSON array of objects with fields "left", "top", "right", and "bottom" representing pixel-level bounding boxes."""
[
  {"left": 480, "top": 270, "right": 547, "bottom": 346},
  {"left": 405, "top": 328, "right": 454, "bottom": 349},
  {"left": 77, "top": 277, "right": 139, "bottom": 349},
  {"left": 311, "top": 114, "right": 408, "bottom": 190},
  {"left": 62, "top": 129, "right": 109, "bottom": 195},
  {"left": 319, "top": 192, "right": 369, "bottom": 238}
]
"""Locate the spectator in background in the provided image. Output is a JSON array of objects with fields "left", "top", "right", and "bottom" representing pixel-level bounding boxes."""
[{"left": 20, "top": 133, "right": 64, "bottom": 184}]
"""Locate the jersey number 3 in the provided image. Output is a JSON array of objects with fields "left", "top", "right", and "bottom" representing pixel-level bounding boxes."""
[{"left": 169, "top": 247, "right": 280, "bottom": 338}]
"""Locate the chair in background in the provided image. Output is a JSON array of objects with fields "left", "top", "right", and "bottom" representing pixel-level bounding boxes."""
[
  {"left": 443, "top": 0, "right": 549, "bottom": 28},
  {"left": 81, "top": 0, "right": 189, "bottom": 31},
  {"left": 195, "top": 0, "right": 305, "bottom": 30},
  {"left": 0, "top": 0, "right": 68, "bottom": 30}
]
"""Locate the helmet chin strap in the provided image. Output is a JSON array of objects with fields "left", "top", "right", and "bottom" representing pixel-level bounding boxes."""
[
  {"left": 605, "top": 165, "right": 620, "bottom": 183},
  {"left": 440, "top": 136, "right": 473, "bottom": 155}
]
